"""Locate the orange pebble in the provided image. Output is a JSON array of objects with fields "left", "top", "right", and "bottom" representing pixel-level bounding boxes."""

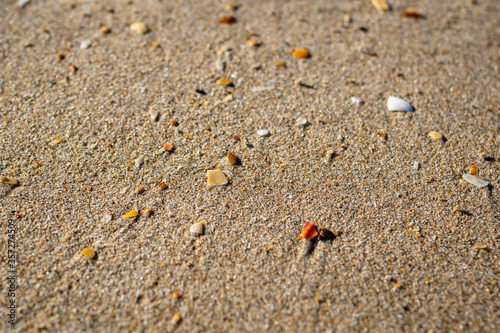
[{"left": 299, "top": 222, "right": 319, "bottom": 240}]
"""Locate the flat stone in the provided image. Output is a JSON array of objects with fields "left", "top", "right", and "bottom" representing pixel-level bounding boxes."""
[
  {"left": 207, "top": 169, "right": 228, "bottom": 187},
  {"left": 190, "top": 221, "right": 205, "bottom": 235}
]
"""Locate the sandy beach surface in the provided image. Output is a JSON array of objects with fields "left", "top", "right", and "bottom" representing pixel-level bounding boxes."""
[{"left": 1, "top": 0, "right": 499, "bottom": 331}]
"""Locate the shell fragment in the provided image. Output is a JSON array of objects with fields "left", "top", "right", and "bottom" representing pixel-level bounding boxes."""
[
  {"left": 207, "top": 170, "right": 228, "bottom": 187},
  {"left": 462, "top": 174, "right": 488, "bottom": 188},
  {"left": 387, "top": 96, "right": 414, "bottom": 112}
]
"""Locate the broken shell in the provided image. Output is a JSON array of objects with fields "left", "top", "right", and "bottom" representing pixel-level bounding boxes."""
[
  {"left": 226, "top": 152, "right": 238, "bottom": 165},
  {"left": 216, "top": 78, "right": 232, "bottom": 86},
  {"left": 387, "top": 96, "right": 414, "bottom": 112},
  {"left": 207, "top": 169, "right": 228, "bottom": 187},
  {"left": 81, "top": 248, "right": 96, "bottom": 259},
  {"left": 351, "top": 97, "right": 364, "bottom": 105},
  {"left": 123, "top": 210, "right": 139, "bottom": 218},
  {"left": 190, "top": 221, "right": 205, "bottom": 235},
  {"left": 149, "top": 109, "right": 159, "bottom": 121},
  {"left": 1, "top": 177, "right": 18, "bottom": 185},
  {"left": 299, "top": 222, "right": 319, "bottom": 240},
  {"left": 462, "top": 174, "right": 488, "bottom": 188}
]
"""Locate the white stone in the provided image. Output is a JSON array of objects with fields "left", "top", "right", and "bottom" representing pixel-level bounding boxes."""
[
  {"left": 257, "top": 129, "right": 269, "bottom": 137},
  {"left": 80, "top": 40, "right": 91, "bottom": 49},
  {"left": 413, "top": 162, "right": 420, "bottom": 170},
  {"left": 190, "top": 222, "right": 204, "bottom": 235},
  {"left": 296, "top": 117, "right": 308, "bottom": 125},
  {"left": 351, "top": 97, "right": 364, "bottom": 104}
]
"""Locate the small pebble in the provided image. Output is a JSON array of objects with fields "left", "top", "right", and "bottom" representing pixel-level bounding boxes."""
[
  {"left": 299, "top": 222, "right": 318, "bottom": 240},
  {"left": 216, "top": 78, "right": 232, "bottom": 86},
  {"left": 207, "top": 170, "right": 228, "bottom": 187},
  {"left": 343, "top": 14, "right": 352, "bottom": 23},
  {"left": 144, "top": 208, "right": 153, "bottom": 216},
  {"left": 215, "top": 59, "right": 225, "bottom": 71},
  {"left": 403, "top": 9, "right": 423, "bottom": 19},
  {"left": 135, "top": 186, "right": 145, "bottom": 194},
  {"left": 190, "top": 221, "right": 205, "bottom": 235},
  {"left": 101, "top": 214, "right": 112, "bottom": 223},
  {"left": 296, "top": 117, "right": 308, "bottom": 126},
  {"left": 232, "top": 134, "right": 240, "bottom": 140},
  {"left": 163, "top": 143, "right": 174, "bottom": 152},
  {"left": 217, "top": 16, "right": 236, "bottom": 24},
  {"left": 80, "top": 40, "right": 91, "bottom": 49},
  {"left": 276, "top": 61, "right": 287, "bottom": 68},
  {"left": 18, "top": 0, "right": 30, "bottom": 8},
  {"left": 52, "top": 138, "right": 62, "bottom": 144},
  {"left": 227, "top": 152, "right": 238, "bottom": 165},
  {"left": 170, "top": 313, "right": 182, "bottom": 325},
  {"left": 326, "top": 150, "right": 335, "bottom": 156},
  {"left": 371, "top": 0, "right": 389, "bottom": 11},
  {"left": 100, "top": 26, "right": 111, "bottom": 34},
  {"left": 292, "top": 49, "right": 310, "bottom": 59},
  {"left": 81, "top": 248, "right": 96, "bottom": 259},
  {"left": 428, "top": 131, "right": 443, "bottom": 140},
  {"left": 158, "top": 183, "right": 168, "bottom": 190},
  {"left": 149, "top": 109, "right": 159, "bottom": 121},
  {"left": 172, "top": 292, "right": 181, "bottom": 299},
  {"left": 168, "top": 120, "right": 178, "bottom": 126},
  {"left": 257, "top": 129, "right": 269, "bottom": 137},
  {"left": 130, "top": 22, "right": 150, "bottom": 34},
  {"left": 469, "top": 166, "right": 478, "bottom": 176},
  {"left": 351, "top": 97, "right": 364, "bottom": 104},
  {"left": 413, "top": 162, "right": 420, "bottom": 170}
]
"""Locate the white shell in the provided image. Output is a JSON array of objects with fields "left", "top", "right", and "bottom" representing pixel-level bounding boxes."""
[
  {"left": 149, "top": 109, "right": 159, "bottom": 121},
  {"left": 351, "top": 97, "right": 364, "bottom": 105},
  {"left": 462, "top": 174, "right": 489, "bottom": 188},
  {"left": 80, "top": 40, "right": 91, "bottom": 49},
  {"left": 257, "top": 129, "right": 269, "bottom": 137},
  {"left": 296, "top": 117, "right": 308, "bottom": 125},
  {"left": 387, "top": 96, "right": 414, "bottom": 112}
]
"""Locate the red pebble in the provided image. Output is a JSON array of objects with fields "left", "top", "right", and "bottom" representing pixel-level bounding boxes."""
[{"left": 300, "top": 222, "right": 319, "bottom": 240}]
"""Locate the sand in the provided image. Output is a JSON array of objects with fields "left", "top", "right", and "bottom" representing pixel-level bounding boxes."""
[{"left": 0, "top": 0, "right": 499, "bottom": 331}]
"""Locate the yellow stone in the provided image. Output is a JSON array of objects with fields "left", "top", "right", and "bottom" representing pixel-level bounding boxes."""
[
  {"left": 190, "top": 221, "right": 205, "bottom": 235},
  {"left": 123, "top": 210, "right": 139, "bottom": 218},
  {"left": 276, "top": 61, "right": 287, "bottom": 68},
  {"left": 135, "top": 186, "right": 145, "bottom": 194},
  {"left": 130, "top": 22, "right": 150, "bottom": 34},
  {"left": 52, "top": 138, "right": 62, "bottom": 144},
  {"left": 469, "top": 166, "right": 478, "bottom": 176},
  {"left": 81, "top": 248, "right": 95, "bottom": 259},
  {"left": 371, "top": 0, "right": 389, "bottom": 11},
  {"left": 292, "top": 49, "right": 310, "bottom": 59},
  {"left": 207, "top": 170, "right": 228, "bottom": 187},
  {"left": 216, "top": 78, "right": 232, "bottom": 86},
  {"left": 226, "top": 152, "right": 238, "bottom": 165},
  {"left": 163, "top": 143, "right": 174, "bottom": 151},
  {"left": 428, "top": 131, "right": 443, "bottom": 140},
  {"left": 170, "top": 313, "right": 182, "bottom": 325}
]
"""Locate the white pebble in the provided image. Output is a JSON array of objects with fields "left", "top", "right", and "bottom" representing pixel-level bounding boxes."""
[
  {"left": 18, "top": 0, "right": 30, "bottom": 8},
  {"left": 296, "top": 117, "right": 308, "bottom": 126},
  {"left": 462, "top": 174, "right": 489, "bottom": 188},
  {"left": 190, "top": 222, "right": 205, "bottom": 235},
  {"left": 413, "top": 162, "right": 420, "bottom": 170},
  {"left": 387, "top": 96, "right": 414, "bottom": 112},
  {"left": 101, "top": 214, "right": 112, "bottom": 223},
  {"left": 351, "top": 97, "right": 364, "bottom": 105},
  {"left": 80, "top": 40, "right": 91, "bottom": 49},
  {"left": 257, "top": 129, "right": 269, "bottom": 137},
  {"left": 149, "top": 109, "right": 159, "bottom": 121}
]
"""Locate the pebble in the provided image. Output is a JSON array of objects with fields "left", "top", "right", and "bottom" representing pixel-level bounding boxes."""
[
  {"left": 190, "top": 221, "right": 205, "bottom": 235},
  {"left": 217, "top": 16, "right": 236, "bottom": 24},
  {"left": 257, "top": 129, "right": 269, "bottom": 137},
  {"left": 163, "top": 143, "right": 174, "bottom": 152},
  {"left": 428, "top": 131, "right": 443, "bottom": 140},
  {"left": 371, "top": 0, "right": 389, "bottom": 11},
  {"left": 149, "top": 109, "right": 159, "bottom": 121},
  {"left": 123, "top": 210, "right": 139, "bottom": 218},
  {"left": 1, "top": 177, "right": 18, "bottom": 185},
  {"left": 232, "top": 134, "right": 240, "bottom": 140},
  {"left": 351, "top": 97, "right": 364, "bottom": 105},
  {"left": 135, "top": 186, "right": 145, "bottom": 194},
  {"left": 170, "top": 313, "right": 182, "bottom": 325},
  {"left": 292, "top": 49, "right": 310, "bottom": 59},
  {"left": 134, "top": 157, "right": 143, "bottom": 168},
  {"left": 80, "top": 40, "right": 91, "bottom": 49},
  {"left": 462, "top": 174, "right": 488, "bottom": 188},
  {"left": 299, "top": 222, "right": 318, "bottom": 240},
  {"left": 207, "top": 169, "right": 228, "bottom": 187},
  {"left": 168, "top": 120, "right": 178, "bottom": 126},
  {"left": 216, "top": 78, "right": 232, "bottom": 86},
  {"left": 172, "top": 292, "right": 181, "bottom": 299},
  {"left": 101, "top": 214, "right": 112, "bottom": 223},
  {"left": 18, "top": 0, "right": 30, "bottom": 8},
  {"left": 81, "top": 248, "right": 96, "bottom": 259},
  {"left": 52, "top": 138, "right": 62, "bottom": 145},
  {"left": 403, "top": 9, "right": 423, "bottom": 19},
  {"left": 296, "top": 117, "right": 308, "bottom": 126},
  {"left": 276, "top": 61, "right": 287, "bottom": 68},
  {"left": 100, "top": 26, "right": 111, "bottom": 34},
  {"left": 326, "top": 150, "right": 335, "bottom": 156},
  {"left": 413, "top": 162, "right": 420, "bottom": 170},
  {"left": 469, "top": 166, "right": 478, "bottom": 176},
  {"left": 215, "top": 58, "right": 226, "bottom": 71},
  {"left": 158, "top": 183, "right": 168, "bottom": 190},
  {"left": 130, "top": 22, "right": 150, "bottom": 34},
  {"left": 144, "top": 208, "right": 153, "bottom": 216},
  {"left": 227, "top": 152, "right": 238, "bottom": 165}
]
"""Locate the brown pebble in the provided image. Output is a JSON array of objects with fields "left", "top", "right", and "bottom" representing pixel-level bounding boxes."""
[
  {"left": 217, "top": 16, "right": 236, "bottom": 24},
  {"left": 292, "top": 49, "right": 310, "bottom": 59},
  {"left": 100, "top": 26, "right": 111, "bottom": 34},
  {"left": 332, "top": 230, "right": 340, "bottom": 237},
  {"left": 276, "top": 61, "right": 287, "bottom": 68},
  {"left": 377, "top": 132, "right": 387, "bottom": 139},
  {"left": 145, "top": 208, "right": 153, "bottom": 216},
  {"left": 232, "top": 134, "right": 240, "bottom": 140},
  {"left": 403, "top": 9, "right": 422, "bottom": 19},
  {"left": 163, "top": 143, "right": 174, "bottom": 151},
  {"left": 69, "top": 64, "right": 78, "bottom": 72},
  {"left": 158, "top": 183, "right": 168, "bottom": 190},
  {"left": 172, "top": 292, "right": 181, "bottom": 299},
  {"left": 81, "top": 248, "right": 96, "bottom": 259},
  {"left": 57, "top": 53, "right": 65, "bottom": 60},
  {"left": 428, "top": 131, "right": 443, "bottom": 140},
  {"left": 227, "top": 152, "right": 238, "bottom": 165},
  {"left": 1, "top": 177, "right": 18, "bottom": 185},
  {"left": 326, "top": 150, "right": 335, "bottom": 156},
  {"left": 469, "top": 166, "right": 478, "bottom": 176},
  {"left": 216, "top": 78, "right": 232, "bottom": 86},
  {"left": 135, "top": 186, "right": 145, "bottom": 194},
  {"left": 170, "top": 313, "right": 182, "bottom": 325},
  {"left": 168, "top": 120, "right": 178, "bottom": 126}
]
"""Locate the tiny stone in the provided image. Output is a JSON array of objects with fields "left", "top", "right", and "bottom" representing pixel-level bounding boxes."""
[
  {"left": 100, "top": 26, "right": 111, "bottom": 34},
  {"left": 135, "top": 186, "right": 145, "bottom": 194},
  {"left": 225, "top": 3, "right": 236, "bottom": 10},
  {"left": 1, "top": 177, "right": 18, "bottom": 185},
  {"left": 163, "top": 143, "right": 174, "bottom": 152},
  {"left": 149, "top": 109, "right": 159, "bottom": 121},
  {"left": 232, "top": 134, "right": 240, "bottom": 140},
  {"left": 227, "top": 152, "right": 238, "bottom": 165},
  {"left": 158, "top": 183, "right": 168, "bottom": 190},
  {"left": 172, "top": 292, "right": 181, "bottom": 299},
  {"left": 80, "top": 40, "right": 91, "bottom": 49},
  {"left": 343, "top": 14, "right": 352, "bottom": 23},
  {"left": 81, "top": 248, "right": 96, "bottom": 259},
  {"left": 216, "top": 78, "right": 232, "bottom": 86},
  {"left": 371, "top": 0, "right": 389, "bottom": 11},
  {"left": 52, "top": 138, "right": 62, "bottom": 144},
  {"left": 130, "top": 22, "right": 150, "bottom": 34},
  {"left": 134, "top": 158, "right": 143, "bottom": 168},
  {"left": 326, "top": 150, "right": 335, "bottom": 156},
  {"left": 207, "top": 169, "right": 228, "bottom": 187},
  {"left": 428, "top": 131, "right": 443, "bottom": 140},
  {"left": 145, "top": 208, "right": 153, "bottom": 216},
  {"left": 168, "top": 120, "right": 178, "bottom": 126},
  {"left": 414, "top": 162, "right": 420, "bottom": 170},
  {"left": 224, "top": 94, "right": 233, "bottom": 102},
  {"left": 190, "top": 221, "right": 205, "bottom": 235},
  {"left": 215, "top": 59, "right": 225, "bottom": 71},
  {"left": 217, "top": 16, "right": 236, "bottom": 24},
  {"left": 18, "top": 0, "right": 30, "bottom": 8},
  {"left": 276, "top": 61, "right": 287, "bottom": 68},
  {"left": 351, "top": 97, "right": 364, "bottom": 104},
  {"left": 469, "top": 166, "right": 478, "bottom": 176},
  {"left": 292, "top": 49, "right": 310, "bottom": 59},
  {"left": 296, "top": 117, "right": 308, "bottom": 126},
  {"left": 102, "top": 214, "right": 112, "bottom": 223},
  {"left": 257, "top": 129, "right": 269, "bottom": 137},
  {"left": 170, "top": 313, "right": 182, "bottom": 325}
]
